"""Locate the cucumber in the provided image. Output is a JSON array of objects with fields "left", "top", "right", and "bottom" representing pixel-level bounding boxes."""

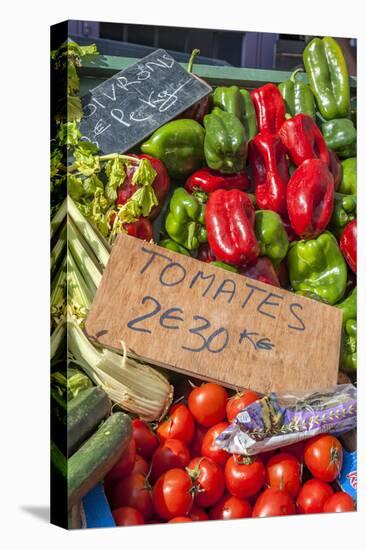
[
  {"left": 67, "top": 412, "right": 132, "bottom": 509},
  {"left": 67, "top": 386, "right": 111, "bottom": 457}
]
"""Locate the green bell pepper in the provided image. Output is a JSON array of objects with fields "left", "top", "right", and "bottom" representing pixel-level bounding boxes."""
[
  {"left": 159, "top": 238, "right": 191, "bottom": 256},
  {"left": 321, "top": 118, "right": 356, "bottom": 151},
  {"left": 339, "top": 158, "right": 357, "bottom": 195},
  {"left": 336, "top": 141, "right": 357, "bottom": 159},
  {"left": 329, "top": 193, "right": 356, "bottom": 238},
  {"left": 239, "top": 89, "right": 258, "bottom": 140},
  {"left": 278, "top": 68, "right": 316, "bottom": 120},
  {"left": 287, "top": 231, "right": 347, "bottom": 305},
  {"left": 212, "top": 85, "right": 257, "bottom": 140},
  {"left": 210, "top": 261, "right": 238, "bottom": 273},
  {"left": 203, "top": 107, "right": 247, "bottom": 173},
  {"left": 254, "top": 210, "right": 289, "bottom": 266},
  {"left": 336, "top": 287, "right": 357, "bottom": 373},
  {"left": 340, "top": 319, "right": 357, "bottom": 373},
  {"left": 165, "top": 187, "right": 207, "bottom": 250},
  {"left": 141, "top": 119, "right": 205, "bottom": 179},
  {"left": 303, "top": 36, "right": 350, "bottom": 120},
  {"left": 336, "top": 286, "right": 356, "bottom": 323}
]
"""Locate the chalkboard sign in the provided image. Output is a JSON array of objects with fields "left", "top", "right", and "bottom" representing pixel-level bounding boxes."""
[
  {"left": 85, "top": 234, "right": 342, "bottom": 394},
  {"left": 78, "top": 49, "right": 212, "bottom": 154}
]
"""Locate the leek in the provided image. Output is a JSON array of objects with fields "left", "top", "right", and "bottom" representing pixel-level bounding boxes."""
[
  {"left": 51, "top": 198, "right": 67, "bottom": 241},
  {"left": 51, "top": 222, "right": 67, "bottom": 275},
  {"left": 67, "top": 318, "right": 173, "bottom": 421},
  {"left": 51, "top": 321, "right": 66, "bottom": 360},
  {"left": 67, "top": 219, "right": 102, "bottom": 295},
  {"left": 51, "top": 256, "right": 67, "bottom": 326},
  {"left": 68, "top": 197, "right": 110, "bottom": 268}
]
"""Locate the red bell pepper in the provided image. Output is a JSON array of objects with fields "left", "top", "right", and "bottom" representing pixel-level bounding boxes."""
[
  {"left": 205, "top": 189, "right": 259, "bottom": 267},
  {"left": 240, "top": 257, "right": 280, "bottom": 287},
  {"left": 250, "top": 83, "right": 286, "bottom": 134},
  {"left": 286, "top": 159, "right": 334, "bottom": 239},
  {"left": 279, "top": 114, "right": 329, "bottom": 167},
  {"left": 185, "top": 167, "right": 251, "bottom": 195},
  {"left": 340, "top": 219, "right": 357, "bottom": 273},
  {"left": 196, "top": 243, "right": 216, "bottom": 263},
  {"left": 328, "top": 149, "right": 341, "bottom": 190},
  {"left": 124, "top": 217, "right": 154, "bottom": 241},
  {"left": 248, "top": 132, "right": 289, "bottom": 217},
  {"left": 117, "top": 154, "right": 170, "bottom": 220}
]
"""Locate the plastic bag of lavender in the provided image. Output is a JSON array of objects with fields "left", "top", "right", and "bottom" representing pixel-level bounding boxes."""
[{"left": 216, "top": 384, "right": 356, "bottom": 456}]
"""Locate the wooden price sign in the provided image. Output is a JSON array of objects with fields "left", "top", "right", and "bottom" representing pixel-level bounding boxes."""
[
  {"left": 85, "top": 234, "right": 343, "bottom": 394},
  {"left": 78, "top": 49, "right": 212, "bottom": 154}
]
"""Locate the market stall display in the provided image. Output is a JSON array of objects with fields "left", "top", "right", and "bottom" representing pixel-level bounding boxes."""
[{"left": 50, "top": 33, "right": 357, "bottom": 529}]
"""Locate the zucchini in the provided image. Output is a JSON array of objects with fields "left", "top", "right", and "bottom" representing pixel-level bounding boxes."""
[
  {"left": 67, "top": 386, "right": 111, "bottom": 457},
  {"left": 52, "top": 385, "right": 111, "bottom": 457},
  {"left": 67, "top": 412, "right": 132, "bottom": 509}
]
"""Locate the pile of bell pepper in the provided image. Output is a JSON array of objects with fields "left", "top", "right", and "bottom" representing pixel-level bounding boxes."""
[{"left": 120, "top": 38, "right": 357, "bottom": 376}]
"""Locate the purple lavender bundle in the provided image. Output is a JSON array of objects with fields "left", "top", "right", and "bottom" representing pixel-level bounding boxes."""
[{"left": 216, "top": 384, "right": 356, "bottom": 456}]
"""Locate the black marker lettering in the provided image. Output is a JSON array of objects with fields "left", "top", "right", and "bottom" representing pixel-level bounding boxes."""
[
  {"left": 241, "top": 283, "right": 267, "bottom": 309},
  {"left": 182, "top": 315, "right": 211, "bottom": 353},
  {"left": 160, "top": 308, "right": 184, "bottom": 330},
  {"left": 213, "top": 279, "right": 236, "bottom": 304},
  {"left": 189, "top": 271, "right": 216, "bottom": 297},
  {"left": 139, "top": 248, "right": 172, "bottom": 274},
  {"left": 257, "top": 292, "right": 284, "bottom": 319},
  {"left": 127, "top": 296, "right": 161, "bottom": 333},
  {"left": 159, "top": 262, "right": 186, "bottom": 287},
  {"left": 238, "top": 329, "right": 259, "bottom": 350},
  {"left": 256, "top": 338, "right": 275, "bottom": 351},
  {"left": 288, "top": 303, "right": 306, "bottom": 331}
]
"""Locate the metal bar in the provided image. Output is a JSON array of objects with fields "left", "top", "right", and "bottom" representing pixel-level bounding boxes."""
[{"left": 80, "top": 54, "right": 357, "bottom": 89}]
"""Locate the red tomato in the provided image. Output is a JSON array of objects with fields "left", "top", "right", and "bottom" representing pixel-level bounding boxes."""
[
  {"left": 152, "top": 468, "right": 194, "bottom": 520},
  {"left": 253, "top": 488, "right": 296, "bottom": 517},
  {"left": 283, "top": 440, "right": 307, "bottom": 463},
  {"left": 304, "top": 435, "right": 343, "bottom": 482},
  {"left": 189, "top": 424, "right": 207, "bottom": 458},
  {"left": 151, "top": 439, "right": 191, "bottom": 482},
  {"left": 131, "top": 454, "right": 149, "bottom": 477},
  {"left": 296, "top": 479, "right": 334, "bottom": 514},
  {"left": 107, "top": 473, "right": 153, "bottom": 520},
  {"left": 157, "top": 404, "right": 195, "bottom": 446},
  {"left": 257, "top": 450, "right": 277, "bottom": 465},
  {"left": 225, "top": 455, "right": 266, "bottom": 499},
  {"left": 209, "top": 494, "right": 252, "bottom": 520},
  {"left": 112, "top": 506, "right": 145, "bottom": 526},
  {"left": 189, "top": 506, "right": 209, "bottom": 521},
  {"left": 266, "top": 452, "right": 302, "bottom": 498},
  {"left": 168, "top": 517, "right": 193, "bottom": 523},
  {"left": 188, "top": 457, "right": 225, "bottom": 507},
  {"left": 188, "top": 383, "right": 228, "bottom": 427},
  {"left": 105, "top": 439, "right": 136, "bottom": 484},
  {"left": 323, "top": 492, "right": 355, "bottom": 513},
  {"left": 201, "top": 422, "right": 230, "bottom": 466},
  {"left": 226, "top": 390, "right": 260, "bottom": 423},
  {"left": 132, "top": 419, "right": 159, "bottom": 460}
]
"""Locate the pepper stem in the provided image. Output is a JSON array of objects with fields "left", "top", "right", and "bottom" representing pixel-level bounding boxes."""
[
  {"left": 187, "top": 49, "right": 200, "bottom": 74},
  {"left": 290, "top": 67, "right": 304, "bottom": 83}
]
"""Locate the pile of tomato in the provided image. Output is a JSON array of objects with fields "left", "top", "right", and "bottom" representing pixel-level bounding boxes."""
[{"left": 104, "top": 382, "right": 355, "bottom": 526}]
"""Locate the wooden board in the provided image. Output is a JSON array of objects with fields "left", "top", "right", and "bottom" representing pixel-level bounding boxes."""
[
  {"left": 78, "top": 49, "right": 212, "bottom": 154},
  {"left": 85, "top": 234, "right": 342, "bottom": 394}
]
